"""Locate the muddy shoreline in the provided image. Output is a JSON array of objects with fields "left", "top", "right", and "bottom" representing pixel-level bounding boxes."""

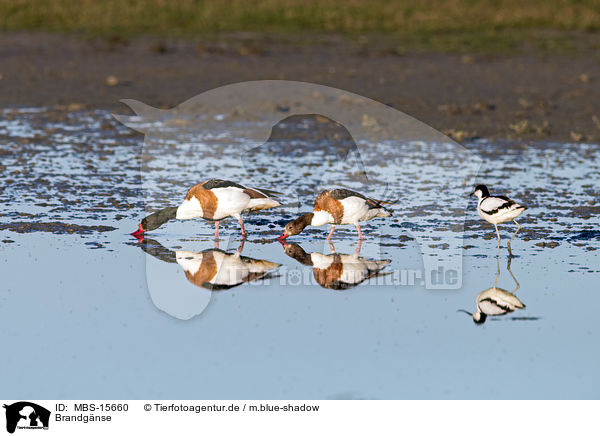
[{"left": 1, "top": 32, "right": 599, "bottom": 142}]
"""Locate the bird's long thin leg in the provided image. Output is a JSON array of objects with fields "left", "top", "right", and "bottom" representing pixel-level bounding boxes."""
[
  {"left": 355, "top": 238, "right": 363, "bottom": 256},
  {"left": 328, "top": 240, "right": 336, "bottom": 253},
  {"left": 507, "top": 253, "right": 520, "bottom": 293},
  {"left": 236, "top": 239, "right": 245, "bottom": 255},
  {"left": 356, "top": 223, "right": 364, "bottom": 240},
  {"left": 237, "top": 216, "right": 248, "bottom": 239},
  {"left": 494, "top": 224, "right": 500, "bottom": 249},
  {"left": 494, "top": 245, "right": 500, "bottom": 288},
  {"left": 507, "top": 219, "right": 521, "bottom": 257},
  {"left": 327, "top": 225, "right": 336, "bottom": 241},
  {"left": 214, "top": 221, "right": 219, "bottom": 239}
]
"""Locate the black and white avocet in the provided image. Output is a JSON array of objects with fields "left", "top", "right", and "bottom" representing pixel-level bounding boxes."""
[{"left": 471, "top": 184, "right": 527, "bottom": 249}]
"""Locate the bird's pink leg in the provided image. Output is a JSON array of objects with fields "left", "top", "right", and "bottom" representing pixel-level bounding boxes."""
[
  {"left": 355, "top": 238, "right": 363, "bottom": 255},
  {"left": 237, "top": 216, "right": 248, "bottom": 238},
  {"left": 355, "top": 223, "right": 364, "bottom": 240},
  {"left": 236, "top": 239, "right": 245, "bottom": 255},
  {"left": 328, "top": 240, "right": 336, "bottom": 253},
  {"left": 327, "top": 225, "right": 336, "bottom": 240},
  {"left": 214, "top": 221, "right": 219, "bottom": 239}
]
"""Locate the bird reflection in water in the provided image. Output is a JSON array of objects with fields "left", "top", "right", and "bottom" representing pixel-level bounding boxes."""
[
  {"left": 459, "top": 250, "right": 530, "bottom": 324},
  {"left": 281, "top": 240, "right": 391, "bottom": 290},
  {"left": 136, "top": 238, "right": 280, "bottom": 290}
]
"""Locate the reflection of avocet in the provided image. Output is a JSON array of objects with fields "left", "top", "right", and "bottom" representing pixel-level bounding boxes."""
[
  {"left": 459, "top": 252, "right": 525, "bottom": 324},
  {"left": 175, "top": 240, "right": 280, "bottom": 290},
  {"left": 281, "top": 240, "right": 390, "bottom": 290}
]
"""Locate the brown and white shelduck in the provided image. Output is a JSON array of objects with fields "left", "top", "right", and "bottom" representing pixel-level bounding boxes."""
[
  {"left": 279, "top": 188, "right": 392, "bottom": 240},
  {"left": 131, "top": 179, "right": 281, "bottom": 239},
  {"left": 282, "top": 241, "right": 391, "bottom": 290},
  {"left": 176, "top": 241, "right": 280, "bottom": 290},
  {"left": 134, "top": 238, "right": 280, "bottom": 291}
]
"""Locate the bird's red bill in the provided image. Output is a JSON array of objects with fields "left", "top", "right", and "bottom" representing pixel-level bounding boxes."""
[{"left": 131, "top": 224, "right": 145, "bottom": 238}]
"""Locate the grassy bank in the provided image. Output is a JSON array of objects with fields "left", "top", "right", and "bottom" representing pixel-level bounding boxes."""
[{"left": 1, "top": 0, "right": 600, "bottom": 52}]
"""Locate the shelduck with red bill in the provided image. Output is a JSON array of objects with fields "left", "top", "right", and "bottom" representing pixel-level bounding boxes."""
[
  {"left": 279, "top": 188, "right": 392, "bottom": 240},
  {"left": 131, "top": 178, "right": 281, "bottom": 239}
]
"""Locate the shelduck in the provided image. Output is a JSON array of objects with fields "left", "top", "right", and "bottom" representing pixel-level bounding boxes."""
[
  {"left": 176, "top": 241, "right": 280, "bottom": 290},
  {"left": 135, "top": 238, "right": 280, "bottom": 290},
  {"left": 281, "top": 240, "right": 390, "bottom": 290},
  {"left": 131, "top": 178, "right": 281, "bottom": 239},
  {"left": 279, "top": 188, "right": 392, "bottom": 240},
  {"left": 471, "top": 184, "right": 527, "bottom": 250}
]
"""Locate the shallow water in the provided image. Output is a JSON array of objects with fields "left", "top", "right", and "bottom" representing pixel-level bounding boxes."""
[{"left": 0, "top": 107, "right": 598, "bottom": 399}]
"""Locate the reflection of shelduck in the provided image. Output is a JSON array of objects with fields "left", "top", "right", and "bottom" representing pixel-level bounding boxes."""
[
  {"left": 132, "top": 238, "right": 280, "bottom": 319},
  {"left": 471, "top": 184, "right": 526, "bottom": 251},
  {"left": 282, "top": 240, "right": 390, "bottom": 290},
  {"left": 176, "top": 241, "right": 280, "bottom": 290},
  {"left": 131, "top": 179, "right": 281, "bottom": 239},
  {"left": 279, "top": 188, "right": 392, "bottom": 240},
  {"left": 459, "top": 254, "right": 525, "bottom": 324}
]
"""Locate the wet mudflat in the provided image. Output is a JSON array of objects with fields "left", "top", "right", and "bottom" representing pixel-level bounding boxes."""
[
  {"left": 2, "top": 32, "right": 600, "bottom": 142},
  {"left": 0, "top": 107, "right": 598, "bottom": 398}
]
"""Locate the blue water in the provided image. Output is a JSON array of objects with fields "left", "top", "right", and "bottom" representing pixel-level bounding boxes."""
[{"left": 0, "top": 108, "right": 598, "bottom": 398}]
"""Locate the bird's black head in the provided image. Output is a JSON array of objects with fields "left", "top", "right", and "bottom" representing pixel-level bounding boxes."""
[
  {"left": 458, "top": 309, "right": 487, "bottom": 325},
  {"left": 282, "top": 243, "right": 313, "bottom": 266},
  {"left": 141, "top": 207, "right": 178, "bottom": 231},
  {"left": 473, "top": 312, "right": 487, "bottom": 324},
  {"left": 471, "top": 184, "right": 489, "bottom": 198}
]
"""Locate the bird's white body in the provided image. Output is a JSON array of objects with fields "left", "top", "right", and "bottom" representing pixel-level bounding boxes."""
[
  {"left": 476, "top": 286, "right": 525, "bottom": 316},
  {"left": 340, "top": 196, "right": 385, "bottom": 223},
  {"left": 170, "top": 179, "right": 281, "bottom": 238},
  {"left": 311, "top": 210, "right": 334, "bottom": 226},
  {"left": 477, "top": 196, "right": 525, "bottom": 225},
  {"left": 310, "top": 252, "right": 390, "bottom": 286},
  {"left": 176, "top": 186, "right": 279, "bottom": 221},
  {"left": 471, "top": 185, "right": 526, "bottom": 250},
  {"left": 176, "top": 196, "right": 204, "bottom": 220},
  {"left": 311, "top": 195, "right": 390, "bottom": 226}
]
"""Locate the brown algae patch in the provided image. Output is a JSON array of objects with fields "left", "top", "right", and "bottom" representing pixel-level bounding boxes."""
[{"left": 0, "top": 222, "right": 116, "bottom": 234}]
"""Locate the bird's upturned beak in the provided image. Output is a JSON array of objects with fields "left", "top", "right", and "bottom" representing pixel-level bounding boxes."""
[
  {"left": 457, "top": 309, "right": 473, "bottom": 317},
  {"left": 469, "top": 190, "right": 475, "bottom": 196}
]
